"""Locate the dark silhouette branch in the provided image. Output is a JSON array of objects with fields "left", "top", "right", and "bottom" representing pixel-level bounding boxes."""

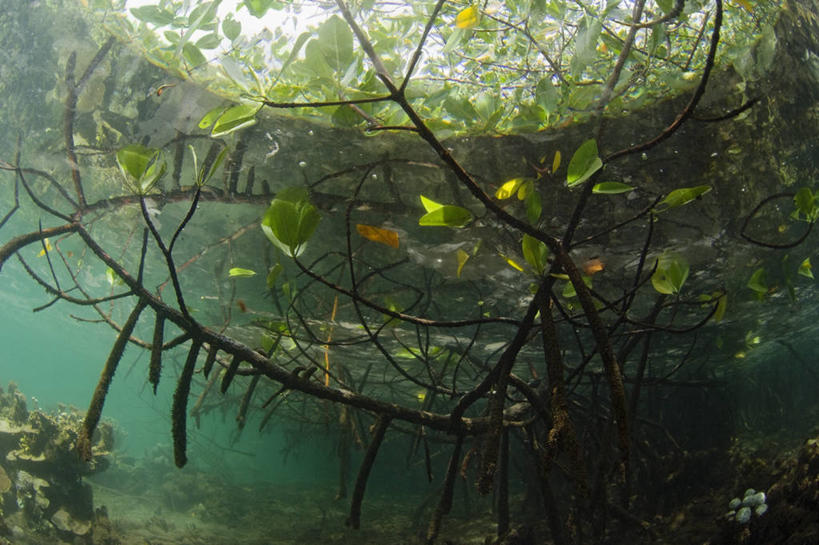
[
  {"left": 605, "top": 0, "right": 724, "bottom": 163},
  {"left": 346, "top": 414, "right": 391, "bottom": 529},
  {"left": 741, "top": 191, "right": 814, "bottom": 248},
  {"left": 78, "top": 297, "right": 148, "bottom": 461}
]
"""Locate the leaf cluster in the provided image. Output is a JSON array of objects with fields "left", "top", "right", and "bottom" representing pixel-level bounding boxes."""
[{"left": 90, "top": 0, "right": 780, "bottom": 134}]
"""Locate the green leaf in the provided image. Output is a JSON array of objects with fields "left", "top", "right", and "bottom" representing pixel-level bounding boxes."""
[
  {"left": 266, "top": 263, "right": 284, "bottom": 289},
  {"left": 198, "top": 105, "right": 229, "bottom": 129},
  {"left": 714, "top": 293, "right": 727, "bottom": 322},
  {"left": 651, "top": 255, "right": 689, "bottom": 295},
  {"left": 196, "top": 33, "right": 222, "bottom": 50},
  {"left": 276, "top": 31, "right": 311, "bottom": 80},
  {"left": 522, "top": 234, "right": 548, "bottom": 275},
  {"left": 243, "top": 0, "right": 275, "bottom": 18},
  {"left": 648, "top": 24, "right": 667, "bottom": 57},
  {"left": 116, "top": 144, "right": 166, "bottom": 194},
  {"left": 593, "top": 182, "right": 634, "bottom": 194},
  {"left": 525, "top": 191, "right": 542, "bottom": 223},
  {"left": 419, "top": 195, "right": 472, "bottom": 227},
  {"left": 331, "top": 105, "right": 362, "bottom": 127},
  {"left": 188, "top": 2, "right": 218, "bottom": 27},
  {"left": 655, "top": 0, "right": 673, "bottom": 13},
  {"left": 535, "top": 77, "right": 559, "bottom": 112},
  {"left": 793, "top": 187, "right": 818, "bottom": 222},
  {"left": 191, "top": 145, "right": 227, "bottom": 186},
  {"left": 567, "top": 139, "right": 602, "bottom": 187},
  {"left": 561, "top": 275, "right": 592, "bottom": 298},
  {"left": 211, "top": 103, "right": 261, "bottom": 138},
  {"left": 798, "top": 257, "right": 814, "bottom": 280},
  {"left": 420, "top": 194, "right": 444, "bottom": 213},
  {"left": 456, "top": 249, "right": 470, "bottom": 278},
  {"left": 747, "top": 267, "right": 768, "bottom": 295},
  {"left": 444, "top": 94, "right": 479, "bottom": 123},
  {"left": 222, "top": 17, "right": 241, "bottom": 41},
  {"left": 572, "top": 16, "right": 602, "bottom": 75},
  {"left": 261, "top": 331, "right": 282, "bottom": 354},
  {"left": 655, "top": 185, "right": 712, "bottom": 211},
  {"left": 182, "top": 43, "right": 207, "bottom": 67},
  {"left": 229, "top": 267, "right": 257, "bottom": 278},
  {"left": 220, "top": 56, "right": 252, "bottom": 90},
  {"left": 442, "top": 27, "right": 466, "bottom": 54},
  {"left": 317, "top": 15, "right": 354, "bottom": 71},
  {"left": 419, "top": 207, "right": 473, "bottom": 228},
  {"left": 261, "top": 187, "right": 321, "bottom": 257},
  {"left": 517, "top": 180, "right": 534, "bottom": 201},
  {"left": 105, "top": 267, "right": 124, "bottom": 287},
  {"left": 117, "top": 144, "right": 155, "bottom": 180},
  {"left": 130, "top": 6, "right": 175, "bottom": 25},
  {"left": 756, "top": 25, "right": 777, "bottom": 74}
]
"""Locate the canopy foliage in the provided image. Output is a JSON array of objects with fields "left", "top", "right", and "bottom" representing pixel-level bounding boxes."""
[{"left": 94, "top": 0, "right": 779, "bottom": 134}]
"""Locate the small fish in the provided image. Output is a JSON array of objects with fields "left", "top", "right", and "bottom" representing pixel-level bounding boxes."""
[
  {"left": 237, "top": 299, "right": 248, "bottom": 313},
  {"left": 156, "top": 83, "right": 177, "bottom": 96}
]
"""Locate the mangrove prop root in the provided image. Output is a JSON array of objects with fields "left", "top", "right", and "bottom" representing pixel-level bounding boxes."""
[
  {"left": 476, "top": 285, "right": 553, "bottom": 495},
  {"left": 202, "top": 343, "right": 218, "bottom": 378},
  {"left": 426, "top": 434, "right": 464, "bottom": 544},
  {"left": 78, "top": 297, "right": 148, "bottom": 461},
  {"left": 346, "top": 414, "right": 391, "bottom": 529},
  {"left": 477, "top": 427, "right": 499, "bottom": 495},
  {"left": 236, "top": 374, "right": 260, "bottom": 430},
  {"left": 172, "top": 338, "right": 202, "bottom": 468},
  {"left": 497, "top": 428, "right": 510, "bottom": 537},
  {"left": 149, "top": 312, "right": 165, "bottom": 394},
  {"left": 336, "top": 406, "right": 352, "bottom": 500},
  {"left": 220, "top": 355, "right": 243, "bottom": 393}
]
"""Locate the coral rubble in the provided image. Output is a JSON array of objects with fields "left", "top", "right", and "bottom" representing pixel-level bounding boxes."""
[{"left": 0, "top": 382, "right": 116, "bottom": 544}]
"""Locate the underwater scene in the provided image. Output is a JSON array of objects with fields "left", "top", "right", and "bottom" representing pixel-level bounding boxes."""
[{"left": 0, "top": 0, "right": 817, "bottom": 544}]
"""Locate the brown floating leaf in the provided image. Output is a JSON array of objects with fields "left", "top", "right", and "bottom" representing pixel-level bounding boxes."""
[
  {"left": 356, "top": 224, "right": 399, "bottom": 248},
  {"left": 582, "top": 257, "right": 605, "bottom": 276}
]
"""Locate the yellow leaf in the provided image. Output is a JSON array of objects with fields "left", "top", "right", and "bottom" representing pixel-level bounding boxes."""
[
  {"left": 456, "top": 249, "right": 470, "bottom": 278},
  {"left": 552, "top": 150, "right": 561, "bottom": 174},
  {"left": 455, "top": 5, "right": 479, "bottom": 29},
  {"left": 495, "top": 178, "right": 527, "bottom": 200},
  {"left": 420, "top": 194, "right": 443, "bottom": 213},
  {"left": 356, "top": 224, "right": 399, "bottom": 248},
  {"left": 499, "top": 253, "right": 524, "bottom": 272},
  {"left": 38, "top": 238, "right": 53, "bottom": 257}
]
